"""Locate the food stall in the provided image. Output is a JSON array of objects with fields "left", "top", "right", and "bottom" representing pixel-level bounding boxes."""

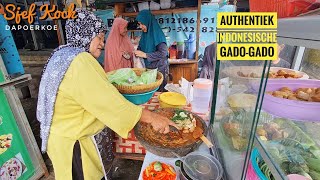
[
  {"left": 208, "top": 16, "right": 320, "bottom": 180},
  {"left": 111, "top": 16, "right": 320, "bottom": 180}
]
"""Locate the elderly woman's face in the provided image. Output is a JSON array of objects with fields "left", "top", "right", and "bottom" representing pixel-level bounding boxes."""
[
  {"left": 89, "top": 33, "right": 105, "bottom": 58},
  {"left": 138, "top": 22, "right": 147, "bottom": 32}
]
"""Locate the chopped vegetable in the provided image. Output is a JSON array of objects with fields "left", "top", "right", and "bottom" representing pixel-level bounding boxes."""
[
  {"left": 143, "top": 161, "right": 176, "bottom": 180},
  {"left": 310, "top": 170, "right": 320, "bottom": 180},
  {"left": 154, "top": 161, "right": 163, "bottom": 172},
  {"left": 171, "top": 110, "right": 197, "bottom": 133}
]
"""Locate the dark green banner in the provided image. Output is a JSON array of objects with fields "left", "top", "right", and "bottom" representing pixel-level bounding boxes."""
[{"left": 0, "top": 71, "right": 35, "bottom": 179}]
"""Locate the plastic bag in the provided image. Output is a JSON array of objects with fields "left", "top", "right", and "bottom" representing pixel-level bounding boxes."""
[
  {"left": 134, "top": 56, "right": 145, "bottom": 68},
  {"left": 108, "top": 68, "right": 157, "bottom": 86},
  {"left": 138, "top": 69, "right": 158, "bottom": 84},
  {"left": 108, "top": 68, "right": 138, "bottom": 85}
]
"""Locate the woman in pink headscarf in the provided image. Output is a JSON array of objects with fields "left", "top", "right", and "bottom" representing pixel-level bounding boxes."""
[{"left": 104, "top": 18, "right": 134, "bottom": 72}]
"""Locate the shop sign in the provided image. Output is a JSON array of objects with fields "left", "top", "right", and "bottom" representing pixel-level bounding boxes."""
[
  {"left": 0, "top": 3, "right": 77, "bottom": 31},
  {"left": 216, "top": 12, "right": 278, "bottom": 61}
]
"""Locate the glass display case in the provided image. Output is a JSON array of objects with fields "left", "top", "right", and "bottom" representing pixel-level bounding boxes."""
[{"left": 209, "top": 16, "right": 320, "bottom": 180}]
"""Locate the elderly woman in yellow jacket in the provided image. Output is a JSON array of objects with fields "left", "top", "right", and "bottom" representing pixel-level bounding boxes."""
[{"left": 37, "top": 9, "right": 176, "bottom": 180}]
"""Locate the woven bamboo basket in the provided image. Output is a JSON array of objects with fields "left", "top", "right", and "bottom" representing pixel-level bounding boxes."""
[{"left": 106, "top": 68, "right": 163, "bottom": 94}]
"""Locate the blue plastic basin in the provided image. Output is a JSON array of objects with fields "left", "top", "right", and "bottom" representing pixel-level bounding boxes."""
[{"left": 122, "top": 88, "right": 159, "bottom": 105}]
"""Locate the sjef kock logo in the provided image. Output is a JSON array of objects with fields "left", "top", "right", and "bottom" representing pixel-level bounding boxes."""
[{"left": 0, "top": 3, "right": 77, "bottom": 31}]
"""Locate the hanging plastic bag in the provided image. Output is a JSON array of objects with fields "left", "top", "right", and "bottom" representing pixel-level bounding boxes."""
[{"left": 133, "top": 56, "right": 145, "bottom": 68}]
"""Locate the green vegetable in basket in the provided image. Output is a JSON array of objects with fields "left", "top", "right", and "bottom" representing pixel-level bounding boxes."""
[
  {"left": 289, "top": 162, "right": 309, "bottom": 174},
  {"left": 108, "top": 68, "right": 139, "bottom": 85},
  {"left": 139, "top": 69, "right": 157, "bottom": 85},
  {"left": 281, "top": 162, "right": 290, "bottom": 174},
  {"left": 286, "top": 148, "right": 306, "bottom": 164},
  {"left": 309, "top": 146, "right": 320, "bottom": 159},
  {"left": 310, "top": 170, "right": 320, "bottom": 180},
  {"left": 305, "top": 157, "right": 320, "bottom": 172}
]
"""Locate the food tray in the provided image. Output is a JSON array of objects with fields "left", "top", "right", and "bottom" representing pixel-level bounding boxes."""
[
  {"left": 106, "top": 68, "right": 163, "bottom": 94},
  {"left": 262, "top": 79, "right": 320, "bottom": 122}
]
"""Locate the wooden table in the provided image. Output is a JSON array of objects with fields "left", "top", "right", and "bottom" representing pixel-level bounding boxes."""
[{"left": 169, "top": 59, "right": 198, "bottom": 84}]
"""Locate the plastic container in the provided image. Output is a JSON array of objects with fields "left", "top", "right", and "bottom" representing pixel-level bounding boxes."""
[
  {"left": 122, "top": 87, "right": 158, "bottom": 105},
  {"left": 150, "top": 1, "right": 160, "bottom": 10},
  {"left": 183, "top": 152, "right": 223, "bottom": 180},
  {"left": 160, "top": 0, "right": 171, "bottom": 9},
  {"left": 250, "top": 148, "right": 270, "bottom": 180},
  {"left": 192, "top": 78, "right": 213, "bottom": 114},
  {"left": 138, "top": 2, "right": 149, "bottom": 11},
  {"left": 177, "top": 42, "right": 185, "bottom": 59},
  {"left": 184, "top": 34, "right": 196, "bottom": 59},
  {"left": 262, "top": 79, "right": 320, "bottom": 122},
  {"left": 158, "top": 92, "right": 187, "bottom": 108},
  {"left": 169, "top": 45, "right": 177, "bottom": 59}
]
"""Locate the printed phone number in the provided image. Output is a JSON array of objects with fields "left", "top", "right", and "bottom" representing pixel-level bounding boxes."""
[
  {"left": 164, "top": 26, "right": 215, "bottom": 33},
  {"left": 156, "top": 17, "right": 215, "bottom": 24}
]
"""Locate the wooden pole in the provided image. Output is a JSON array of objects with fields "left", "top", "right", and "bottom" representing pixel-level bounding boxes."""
[
  {"left": 51, "top": 0, "right": 65, "bottom": 45},
  {"left": 196, "top": 0, "right": 201, "bottom": 62}
]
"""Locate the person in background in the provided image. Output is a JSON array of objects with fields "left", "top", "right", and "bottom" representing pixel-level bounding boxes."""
[
  {"left": 134, "top": 10, "right": 169, "bottom": 92},
  {"left": 272, "top": 44, "right": 291, "bottom": 68},
  {"left": 104, "top": 18, "right": 134, "bottom": 72},
  {"left": 199, "top": 43, "right": 216, "bottom": 81},
  {"left": 37, "top": 9, "right": 177, "bottom": 180}
]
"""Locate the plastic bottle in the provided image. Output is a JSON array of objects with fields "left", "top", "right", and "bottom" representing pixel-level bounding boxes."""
[
  {"left": 169, "top": 44, "right": 177, "bottom": 59},
  {"left": 184, "top": 34, "right": 196, "bottom": 59},
  {"left": 177, "top": 42, "right": 185, "bottom": 59},
  {"left": 191, "top": 78, "right": 213, "bottom": 114}
]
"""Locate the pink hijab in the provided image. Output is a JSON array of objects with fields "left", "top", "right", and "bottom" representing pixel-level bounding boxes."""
[{"left": 104, "top": 18, "right": 134, "bottom": 72}]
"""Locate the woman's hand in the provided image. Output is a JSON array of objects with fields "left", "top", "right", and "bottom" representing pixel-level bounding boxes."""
[
  {"left": 122, "top": 51, "right": 131, "bottom": 60},
  {"left": 134, "top": 50, "right": 147, "bottom": 58},
  {"left": 140, "top": 109, "right": 179, "bottom": 134}
]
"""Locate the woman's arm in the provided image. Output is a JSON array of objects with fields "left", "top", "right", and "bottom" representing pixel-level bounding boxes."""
[
  {"left": 135, "top": 43, "right": 168, "bottom": 62},
  {"left": 70, "top": 53, "right": 175, "bottom": 137},
  {"left": 146, "top": 43, "right": 168, "bottom": 62}
]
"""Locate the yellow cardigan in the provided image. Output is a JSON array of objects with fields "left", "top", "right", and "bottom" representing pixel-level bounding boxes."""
[{"left": 46, "top": 52, "right": 142, "bottom": 180}]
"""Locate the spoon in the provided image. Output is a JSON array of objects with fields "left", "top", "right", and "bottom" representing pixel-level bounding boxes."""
[{"left": 192, "top": 127, "right": 214, "bottom": 148}]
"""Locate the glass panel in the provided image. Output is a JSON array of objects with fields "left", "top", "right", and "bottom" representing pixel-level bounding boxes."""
[
  {"left": 300, "top": 48, "right": 320, "bottom": 79},
  {"left": 252, "top": 46, "right": 320, "bottom": 180},
  {"left": 210, "top": 60, "right": 271, "bottom": 180}
]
